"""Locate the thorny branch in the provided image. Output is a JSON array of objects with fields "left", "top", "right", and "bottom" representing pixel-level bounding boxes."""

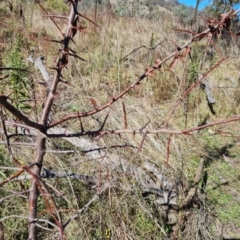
[
  {"left": 0, "top": 95, "right": 44, "bottom": 131},
  {"left": 15, "top": 168, "right": 97, "bottom": 184},
  {"left": 163, "top": 56, "right": 228, "bottom": 128},
  {"left": 63, "top": 180, "right": 115, "bottom": 229},
  {"left": 48, "top": 8, "right": 238, "bottom": 128},
  {"left": 46, "top": 114, "right": 240, "bottom": 138}
]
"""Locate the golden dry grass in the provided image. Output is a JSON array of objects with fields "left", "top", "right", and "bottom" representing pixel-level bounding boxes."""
[{"left": 1, "top": 1, "right": 240, "bottom": 239}]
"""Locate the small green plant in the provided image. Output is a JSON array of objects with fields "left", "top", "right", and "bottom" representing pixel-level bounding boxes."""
[
  {"left": 6, "top": 34, "right": 31, "bottom": 112},
  {"left": 135, "top": 212, "right": 156, "bottom": 233},
  {"left": 45, "top": 0, "right": 68, "bottom": 13},
  {"left": 188, "top": 46, "right": 201, "bottom": 85}
]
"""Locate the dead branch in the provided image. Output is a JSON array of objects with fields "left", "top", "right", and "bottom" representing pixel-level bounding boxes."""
[
  {"left": 15, "top": 168, "right": 97, "bottom": 184},
  {"left": 201, "top": 79, "right": 216, "bottom": 105},
  {"left": 27, "top": 55, "right": 50, "bottom": 83},
  {"left": 0, "top": 215, "right": 58, "bottom": 229},
  {"left": 0, "top": 67, "right": 28, "bottom": 71},
  {"left": 164, "top": 57, "right": 227, "bottom": 127},
  {"left": 182, "top": 158, "right": 205, "bottom": 208},
  {"left": 122, "top": 40, "right": 165, "bottom": 61},
  {"left": 46, "top": 113, "right": 240, "bottom": 139},
  {"left": 0, "top": 108, "right": 12, "bottom": 155},
  {"left": 63, "top": 180, "right": 114, "bottom": 229},
  {"left": 37, "top": 3, "right": 64, "bottom": 36},
  {"left": 0, "top": 191, "right": 30, "bottom": 203},
  {"left": 0, "top": 169, "right": 25, "bottom": 187}
]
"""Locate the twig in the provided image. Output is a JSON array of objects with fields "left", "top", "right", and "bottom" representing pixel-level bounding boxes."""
[
  {"left": 0, "top": 67, "right": 28, "bottom": 71},
  {"left": 0, "top": 191, "right": 30, "bottom": 203},
  {"left": 48, "top": 38, "right": 221, "bottom": 128},
  {"left": 182, "top": 158, "right": 205, "bottom": 208},
  {"left": 0, "top": 96, "right": 44, "bottom": 131},
  {"left": 122, "top": 40, "right": 165, "bottom": 61},
  {"left": 122, "top": 101, "right": 128, "bottom": 129},
  {"left": 0, "top": 108, "right": 12, "bottom": 155},
  {"left": 0, "top": 169, "right": 25, "bottom": 187},
  {"left": 15, "top": 168, "right": 97, "bottom": 184},
  {"left": 163, "top": 57, "right": 227, "bottom": 128},
  {"left": 63, "top": 181, "right": 114, "bottom": 229},
  {"left": 46, "top": 112, "right": 240, "bottom": 139},
  {"left": 0, "top": 215, "right": 58, "bottom": 229},
  {"left": 166, "top": 133, "right": 172, "bottom": 167},
  {"left": 0, "top": 142, "right": 36, "bottom": 147},
  {"left": 0, "top": 166, "right": 22, "bottom": 171},
  {"left": 37, "top": 3, "right": 64, "bottom": 36}
]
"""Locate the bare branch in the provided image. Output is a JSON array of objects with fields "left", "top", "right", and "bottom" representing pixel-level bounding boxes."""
[
  {"left": 201, "top": 79, "right": 216, "bottom": 104},
  {"left": 34, "top": 57, "right": 50, "bottom": 83},
  {"left": 48, "top": 26, "right": 227, "bottom": 128},
  {"left": 47, "top": 114, "right": 240, "bottom": 138},
  {"left": 15, "top": 168, "right": 97, "bottom": 184},
  {"left": 166, "top": 133, "right": 172, "bottom": 167},
  {"left": 43, "top": 15, "right": 68, "bottom": 19},
  {"left": 63, "top": 181, "right": 112, "bottom": 229},
  {"left": 164, "top": 57, "right": 228, "bottom": 128},
  {"left": 37, "top": 3, "right": 64, "bottom": 36},
  {"left": 0, "top": 169, "right": 25, "bottom": 187},
  {"left": 138, "top": 133, "right": 148, "bottom": 152},
  {"left": 122, "top": 102, "right": 128, "bottom": 129},
  {"left": 77, "top": 12, "right": 99, "bottom": 27},
  {"left": 0, "top": 96, "right": 44, "bottom": 131},
  {"left": 0, "top": 191, "right": 30, "bottom": 203},
  {"left": 122, "top": 40, "right": 165, "bottom": 61},
  {"left": 182, "top": 158, "right": 205, "bottom": 208},
  {"left": 0, "top": 215, "right": 58, "bottom": 229},
  {"left": 0, "top": 67, "right": 28, "bottom": 71},
  {"left": 0, "top": 108, "right": 12, "bottom": 155}
]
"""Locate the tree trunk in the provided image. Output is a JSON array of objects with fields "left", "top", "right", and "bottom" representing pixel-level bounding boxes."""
[
  {"left": 28, "top": 133, "right": 46, "bottom": 240},
  {"left": 194, "top": 0, "right": 201, "bottom": 21},
  {"left": 27, "top": 1, "right": 78, "bottom": 238}
]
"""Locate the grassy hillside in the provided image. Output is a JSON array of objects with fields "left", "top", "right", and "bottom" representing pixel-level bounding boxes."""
[{"left": 0, "top": 1, "right": 240, "bottom": 239}]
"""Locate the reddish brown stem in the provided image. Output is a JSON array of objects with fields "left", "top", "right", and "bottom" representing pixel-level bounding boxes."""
[
  {"left": 28, "top": 1, "right": 80, "bottom": 239},
  {"left": 163, "top": 56, "right": 228, "bottom": 128},
  {"left": 166, "top": 134, "right": 172, "bottom": 167}
]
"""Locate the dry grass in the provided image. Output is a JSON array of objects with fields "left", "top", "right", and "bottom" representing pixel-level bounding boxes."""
[{"left": 0, "top": 1, "right": 240, "bottom": 239}]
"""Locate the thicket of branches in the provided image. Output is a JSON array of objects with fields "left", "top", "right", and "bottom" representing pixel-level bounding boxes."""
[{"left": 0, "top": 1, "right": 240, "bottom": 239}]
